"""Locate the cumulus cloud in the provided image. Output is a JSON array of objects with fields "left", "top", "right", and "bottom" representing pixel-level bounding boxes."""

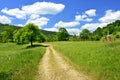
[
  {"left": 0, "top": 15, "right": 11, "bottom": 24},
  {"left": 75, "top": 9, "right": 95, "bottom": 22},
  {"left": 30, "top": 14, "right": 40, "bottom": 19},
  {"left": 85, "top": 9, "right": 96, "bottom": 16},
  {"left": 1, "top": 8, "right": 26, "bottom": 19},
  {"left": 75, "top": 15, "right": 87, "bottom": 21},
  {"left": 44, "top": 27, "right": 81, "bottom": 35},
  {"left": 54, "top": 21, "right": 80, "bottom": 28},
  {"left": 80, "top": 23, "right": 108, "bottom": 31},
  {"left": 83, "top": 18, "right": 93, "bottom": 22},
  {"left": 16, "top": 24, "right": 24, "bottom": 27},
  {"left": 22, "top": 2, "right": 65, "bottom": 15},
  {"left": 66, "top": 28, "right": 81, "bottom": 35},
  {"left": 1, "top": 2, "right": 65, "bottom": 19},
  {"left": 99, "top": 10, "right": 120, "bottom": 23},
  {"left": 80, "top": 9, "right": 120, "bottom": 32},
  {"left": 44, "top": 27, "right": 58, "bottom": 32},
  {"left": 26, "top": 17, "right": 49, "bottom": 27}
]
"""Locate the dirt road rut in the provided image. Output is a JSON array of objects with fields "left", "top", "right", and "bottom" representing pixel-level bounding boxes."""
[{"left": 36, "top": 45, "right": 91, "bottom": 80}]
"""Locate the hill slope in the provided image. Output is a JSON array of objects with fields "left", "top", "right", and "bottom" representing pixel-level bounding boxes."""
[
  {"left": 0, "top": 23, "right": 56, "bottom": 37},
  {"left": 93, "top": 20, "right": 120, "bottom": 39}
]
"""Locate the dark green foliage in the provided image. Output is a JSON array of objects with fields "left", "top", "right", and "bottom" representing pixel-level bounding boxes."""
[
  {"left": 93, "top": 20, "right": 120, "bottom": 40},
  {"left": 79, "top": 20, "right": 120, "bottom": 41},
  {"left": 0, "top": 23, "right": 20, "bottom": 31},
  {"left": 37, "top": 33, "right": 46, "bottom": 43},
  {"left": 79, "top": 29, "right": 91, "bottom": 40},
  {"left": 14, "top": 23, "right": 46, "bottom": 46},
  {"left": 0, "top": 26, "right": 15, "bottom": 42},
  {"left": 0, "top": 23, "right": 57, "bottom": 43},
  {"left": 57, "top": 28, "right": 69, "bottom": 41}
]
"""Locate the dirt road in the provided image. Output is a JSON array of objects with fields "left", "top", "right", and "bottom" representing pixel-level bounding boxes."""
[{"left": 36, "top": 45, "right": 91, "bottom": 80}]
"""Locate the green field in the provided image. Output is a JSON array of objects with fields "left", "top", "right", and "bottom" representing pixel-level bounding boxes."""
[
  {"left": 53, "top": 41, "right": 120, "bottom": 80},
  {"left": 0, "top": 43, "right": 45, "bottom": 80}
]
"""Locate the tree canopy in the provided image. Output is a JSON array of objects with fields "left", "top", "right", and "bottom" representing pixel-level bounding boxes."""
[
  {"left": 0, "top": 26, "right": 15, "bottom": 42},
  {"left": 79, "top": 29, "right": 91, "bottom": 40},
  {"left": 57, "top": 28, "right": 69, "bottom": 41},
  {"left": 14, "top": 23, "right": 45, "bottom": 46},
  {"left": 93, "top": 20, "right": 120, "bottom": 40}
]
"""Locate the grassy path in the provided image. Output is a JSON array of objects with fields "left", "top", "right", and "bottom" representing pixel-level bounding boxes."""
[{"left": 36, "top": 45, "right": 91, "bottom": 80}]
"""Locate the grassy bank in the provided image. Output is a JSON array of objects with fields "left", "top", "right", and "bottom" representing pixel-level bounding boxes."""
[
  {"left": 53, "top": 41, "right": 120, "bottom": 80},
  {"left": 0, "top": 43, "right": 45, "bottom": 80}
]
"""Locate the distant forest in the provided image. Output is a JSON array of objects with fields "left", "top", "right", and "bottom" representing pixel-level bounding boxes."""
[{"left": 0, "top": 20, "right": 120, "bottom": 43}]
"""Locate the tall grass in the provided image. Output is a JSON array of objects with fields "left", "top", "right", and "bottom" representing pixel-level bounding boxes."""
[
  {"left": 0, "top": 43, "right": 45, "bottom": 80},
  {"left": 53, "top": 41, "right": 120, "bottom": 80}
]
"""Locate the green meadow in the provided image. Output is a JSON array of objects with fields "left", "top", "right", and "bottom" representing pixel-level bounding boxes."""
[
  {"left": 53, "top": 41, "right": 120, "bottom": 80},
  {"left": 0, "top": 43, "right": 45, "bottom": 80}
]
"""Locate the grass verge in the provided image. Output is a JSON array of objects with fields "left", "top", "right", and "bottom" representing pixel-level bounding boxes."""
[
  {"left": 52, "top": 41, "right": 120, "bottom": 80},
  {"left": 0, "top": 43, "right": 45, "bottom": 80}
]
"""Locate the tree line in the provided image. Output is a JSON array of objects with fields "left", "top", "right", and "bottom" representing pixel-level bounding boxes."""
[
  {"left": 0, "top": 23, "right": 70, "bottom": 46},
  {"left": 0, "top": 20, "right": 120, "bottom": 46}
]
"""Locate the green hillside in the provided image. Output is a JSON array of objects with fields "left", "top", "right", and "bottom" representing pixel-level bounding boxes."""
[
  {"left": 93, "top": 20, "right": 120, "bottom": 40},
  {"left": 0, "top": 23, "right": 56, "bottom": 35},
  {"left": 0, "top": 23, "right": 56, "bottom": 42}
]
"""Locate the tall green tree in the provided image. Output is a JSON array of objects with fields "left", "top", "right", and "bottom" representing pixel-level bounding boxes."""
[
  {"left": 79, "top": 29, "right": 91, "bottom": 40},
  {"left": 13, "top": 29, "right": 24, "bottom": 44},
  {"left": 14, "top": 23, "right": 44, "bottom": 46},
  {"left": 57, "top": 28, "right": 69, "bottom": 41},
  {"left": 92, "top": 27, "right": 103, "bottom": 40}
]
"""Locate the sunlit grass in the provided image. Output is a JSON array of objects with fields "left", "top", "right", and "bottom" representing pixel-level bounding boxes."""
[
  {"left": 0, "top": 43, "right": 45, "bottom": 80},
  {"left": 53, "top": 41, "right": 120, "bottom": 80}
]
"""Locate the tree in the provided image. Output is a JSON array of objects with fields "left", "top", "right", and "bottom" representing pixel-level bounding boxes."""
[
  {"left": 37, "top": 33, "right": 46, "bottom": 43},
  {"left": 13, "top": 29, "right": 24, "bottom": 44},
  {"left": 93, "top": 27, "right": 103, "bottom": 40},
  {"left": 14, "top": 23, "right": 43, "bottom": 46},
  {"left": 57, "top": 28, "right": 69, "bottom": 41},
  {"left": 79, "top": 29, "right": 91, "bottom": 40},
  {"left": 1, "top": 26, "right": 15, "bottom": 42}
]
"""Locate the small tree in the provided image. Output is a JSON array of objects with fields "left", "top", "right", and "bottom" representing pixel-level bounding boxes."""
[
  {"left": 57, "top": 28, "right": 69, "bottom": 41},
  {"left": 14, "top": 23, "right": 43, "bottom": 46},
  {"left": 13, "top": 29, "right": 24, "bottom": 44},
  {"left": 79, "top": 29, "right": 91, "bottom": 41}
]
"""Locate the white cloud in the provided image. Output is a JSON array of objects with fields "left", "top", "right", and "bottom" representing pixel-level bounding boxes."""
[
  {"left": 1, "top": 8, "right": 26, "bottom": 19},
  {"left": 75, "top": 11, "right": 94, "bottom": 22},
  {"left": 66, "top": 28, "right": 81, "bottom": 35},
  {"left": 26, "top": 17, "right": 49, "bottom": 27},
  {"left": 44, "top": 27, "right": 81, "bottom": 35},
  {"left": 84, "top": 18, "right": 93, "bottom": 22},
  {"left": 0, "top": 15, "right": 11, "bottom": 24},
  {"left": 1, "top": 2, "right": 65, "bottom": 19},
  {"left": 80, "top": 9, "right": 120, "bottom": 32},
  {"left": 44, "top": 27, "right": 58, "bottom": 32},
  {"left": 16, "top": 24, "right": 24, "bottom": 27},
  {"left": 75, "top": 15, "right": 87, "bottom": 21},
  {"left": 22, "top": 2, "right": 65, "bottom": 15},
  {"left": 30, "top": 14, "right": 40, "bottom": 19},
  {"left": 99, "top": 10, "right": 120, "bottom": 23},
  {"left": 85, "top": 9, "right": 96, "bottom": 16},
  {"left": 54, "top": 21, "right": 80, "bottom": 28},
  {"left": 80, "top": 23, "right": 108, "bottom": 31}
]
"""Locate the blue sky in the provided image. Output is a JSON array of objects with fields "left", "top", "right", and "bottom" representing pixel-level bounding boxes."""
[{"left": 0, "top": 0, "right": 120, "bottom": 34}]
